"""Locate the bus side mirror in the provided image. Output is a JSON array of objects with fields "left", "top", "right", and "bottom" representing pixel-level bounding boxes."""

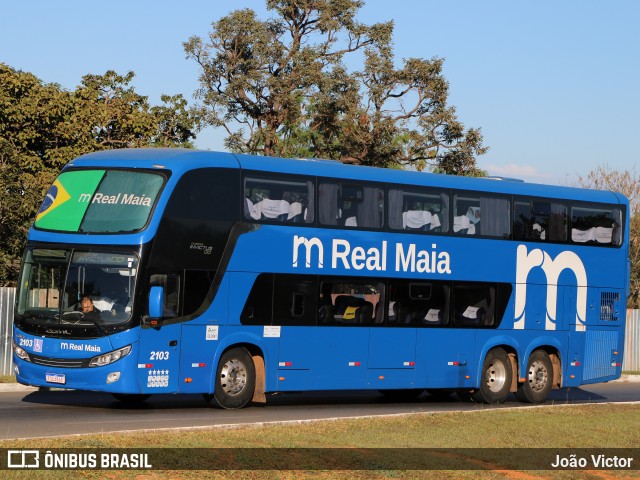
[{"left": 148, "top": 286, "right": 164, "bottom": 321}]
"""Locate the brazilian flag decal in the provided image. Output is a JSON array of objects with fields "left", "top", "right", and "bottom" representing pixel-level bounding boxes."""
[{"left": 35, "top": 170, "right": 105, "bottom": 231}]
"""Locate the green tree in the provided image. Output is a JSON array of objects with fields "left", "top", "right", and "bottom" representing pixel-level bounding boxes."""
[
  {"left": 184, "top": 0, "right": 487, "bottom": 173},
  {"left": 575, "top": 165, "right": 640, "bottom": 308},
  {"left": 0, "top": 64, "right": 200, "bottom": 285}
]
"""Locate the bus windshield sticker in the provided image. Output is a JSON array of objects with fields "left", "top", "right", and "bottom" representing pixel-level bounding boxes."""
[
  {"left": 35, "top": 170, "right": 105, "bottom": 231},
  {"left": 35, "top": 170, "right": 165, "bottom": 233}
]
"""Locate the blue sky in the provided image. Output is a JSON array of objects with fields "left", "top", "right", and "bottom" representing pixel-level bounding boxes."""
[{"left": 1, "top": 0, "right": 638, "bottom": 184}]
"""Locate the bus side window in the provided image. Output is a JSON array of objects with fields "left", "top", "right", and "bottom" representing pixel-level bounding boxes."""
[
  {"left": 244, "top": 176, "right": 314, "bottom": 224},
  {"left": 514, "top": 199, "right": 567, "bottom": 242},
  {"left": 453, "top": 282, "right": 495, "bottom": 327},
  {"left": 388, "top": 187, "right": 449, "bottom": 233},
  {"left": 453, "top": 195, "right": 481, "bottom": 235},
  {"left": 149, "top": 274, "right": 180, "bottom": 318},
  {"left": 454, "top": 195, "right": 510, "bottom": 238},
  {"left": 571, "top": 205, "right": 621, "bottom": 245},
  {"left": 241, "top": 274, "right": 273, "bottom": 325},
  {"left": 387, "top": 280, "right": 450, "bottom": 326},
  {"left": 318, "top": 182, "right": 383, "bottom": 229},
  {"left": 321, "top": 280, "right": 382, "bottom": 325},
  {"left": 183, "top": 270, "right": 215, "bottom": 316},
  {"left": 273, "top": 275, "right": 318, "bottom": 326}
]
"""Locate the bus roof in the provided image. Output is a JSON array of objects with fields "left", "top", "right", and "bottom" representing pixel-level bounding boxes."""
[{"left": 67, "top": 148, "right": 626, "bottom": 206}]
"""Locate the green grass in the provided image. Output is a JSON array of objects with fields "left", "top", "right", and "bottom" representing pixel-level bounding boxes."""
[
  {"left": 0, "top": 375, "right": 16, "bottom": 383},
  {"left": 1, "top": 403, "right": 639, "bottom": 479}
]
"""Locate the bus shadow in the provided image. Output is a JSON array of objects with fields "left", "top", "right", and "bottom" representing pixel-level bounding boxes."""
[
  {"left": 19, "top": 386, "right": 609, "bottom": 410},
  {"left": 20, "top": 389, "right": 211, "bottom": 410},
  {"left": 547, "top": 387, "right": 609, "bottom": 403}
]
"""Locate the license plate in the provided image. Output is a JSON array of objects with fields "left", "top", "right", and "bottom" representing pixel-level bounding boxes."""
[{"left": 45, "top": 373, "right": 66, "bottom": 385}]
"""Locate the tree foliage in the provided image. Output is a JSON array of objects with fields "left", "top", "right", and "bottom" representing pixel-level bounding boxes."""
[
  {"left": 184, "top": 0, "right": 487, "bottom": 173},
  {"left": 575, "top": 165, "right": 640, "bottom": 308},
  {"left": 0, "top": 64, "right": 200, "bottom": 285}
]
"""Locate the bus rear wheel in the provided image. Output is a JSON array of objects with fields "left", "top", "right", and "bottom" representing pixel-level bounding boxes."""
[
  {"left": 472, "top": 348, "right": 512, "bottom": 404},
  {"left": 516, "top": 350, "right": 553, "bottom": 403},
  {"left": 212, "top": 347, "right": 256, "bottom": 409}
]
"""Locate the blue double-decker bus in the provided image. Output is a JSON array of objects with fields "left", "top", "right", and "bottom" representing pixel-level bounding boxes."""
[{"left": 13, "top": 149, "right": 630, "bottom": 407}]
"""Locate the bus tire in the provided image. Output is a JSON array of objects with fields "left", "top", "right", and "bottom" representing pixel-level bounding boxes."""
[
  {"left": 111, "top": 393, "right": 150, "bottom": 404},
  {"left": 213, "top": 347, "right": 256, "bottom": 409},
  {"left": 472, "top": 348, "right": 512, "bottom": 404},
  {"left": 516, "top": 350, "right": 553, "bottom": 403}
]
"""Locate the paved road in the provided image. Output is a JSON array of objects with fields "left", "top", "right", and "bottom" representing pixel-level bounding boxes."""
[{"left": 0, "top": 381, "right": 639, "bottom": 440}]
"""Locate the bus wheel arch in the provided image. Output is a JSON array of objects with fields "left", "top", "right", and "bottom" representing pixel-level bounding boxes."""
[
  {"left": 516, "top": 348, "right": 556, "bottom": 403},
  {"left": 211, "top": 344, "right": 261, "bottom": 409},
  {"left": 472, "top": 347, "right": 513, "bottom": 404}
]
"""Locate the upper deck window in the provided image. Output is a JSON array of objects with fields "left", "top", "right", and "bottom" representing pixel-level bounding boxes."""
[
  {"left": 388, "top": 186, "right": 449, "bottom": 233},
  {"left": 318, "top": 181, "right": 384, "bottom": 229},
  {"left": 514, "top": 200, "right": 567, "bottom": 242},
  {"left": 244, "top": 175, "right": 314, "bottom": 224},
  {"left": 453, "top": 194, "right": 510, "bottom": 239},
  {"left": 571, "top": 205, "right": 622, "bottom": 246},
  {"left": 34, "top": 169, "right": 165, "bottom": 233}
]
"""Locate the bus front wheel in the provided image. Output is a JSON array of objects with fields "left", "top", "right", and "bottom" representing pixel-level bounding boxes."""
[
  {"left": 472, "top": 348, "right": 512, "bottom": 404},
  {"left": 515, "top": 350, "right": 553, "bottom": 403},
  {"left": 212, "top": 347, "right": 256, "bottom": 409}
]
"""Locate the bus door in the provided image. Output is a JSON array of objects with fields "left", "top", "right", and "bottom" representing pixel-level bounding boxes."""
[
  {"left": 137, "top": 322, "right": 181, "bottom": 393},
  {"left": 137, "top": 275, "right": 182, "bottom": 394}
]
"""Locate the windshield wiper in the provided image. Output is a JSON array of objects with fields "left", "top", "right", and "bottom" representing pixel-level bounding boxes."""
[{"left": 59, "top": 312, "right": 107, "bottom": 335}]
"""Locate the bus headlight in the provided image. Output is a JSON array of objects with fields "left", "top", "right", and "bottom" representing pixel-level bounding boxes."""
[
  {"left": 13, "top": 342, "right": 31, "bottom": 362},
  {"left": 89, "top": 345, "right": 132, "bottom": 367}
]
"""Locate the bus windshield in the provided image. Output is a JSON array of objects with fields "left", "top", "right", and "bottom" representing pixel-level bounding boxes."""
[{"left": 16, "top": 248, "right": 139, "bottom": 337}]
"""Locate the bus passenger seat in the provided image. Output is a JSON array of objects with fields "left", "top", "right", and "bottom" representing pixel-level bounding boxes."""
[
  {"left": 422, "top": 308, "right": 443, "bottom": 324},
  {"left": 288, "top": 202, "right": 304, "bottom": 223},
  {"left": 318, "top": 304, "right": 334, "bottom": 323},
  {"left": 402, "top": 210, "right": 432, "bottom": 231},
  {"left": 458, "top": 305, "right": 485, "bottom": 324},
  {"left": 257, "top": 198, "right": 290, "bottom": 221},
  {"left": 358, "top": 301, "right": 374, "bottom": 324},
  {"left": 344, "top": 216, "right": 357, "bottom": 227},
  {"left": 245, "top": 197, "right": 261, "bottom": 220},
  {"left": 453, "top": 215, "right": 470, "bottom": 234}
]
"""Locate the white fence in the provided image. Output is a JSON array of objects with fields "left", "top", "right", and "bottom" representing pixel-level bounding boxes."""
[
  {"left": 0, "top": 287, "right": 639, "bottom": 376},
  {"left": 624, "top": 309, "right": 640, "bottom": 371},
  {"left": 0, "top": 287, "right": 15, "bottom": 376}
]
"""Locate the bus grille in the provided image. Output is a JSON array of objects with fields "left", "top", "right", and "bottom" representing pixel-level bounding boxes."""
[
  {"left": 600, "top": 291, "right": 621, "bottom": 321},
  {"left": 30, "top": 355, "right": 90, "bottom": 368}
]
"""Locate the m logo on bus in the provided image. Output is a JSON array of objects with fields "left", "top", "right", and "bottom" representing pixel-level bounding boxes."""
[
  {"left": 515, "top": 245, "right": 587, "bottom": 331},
  {"left": 292, "top": 236, "right": 324, "bottom": 269}
]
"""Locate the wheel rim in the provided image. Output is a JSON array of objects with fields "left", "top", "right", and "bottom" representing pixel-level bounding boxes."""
[
  {"left": 526, "top": 360, "right": 549, "bottom": 392},
  {"left": 485, "top": 359, "right": 508, "bottom": 393},
  {"left": 220, "top": 358, "right": 248, "bottom": 396}
]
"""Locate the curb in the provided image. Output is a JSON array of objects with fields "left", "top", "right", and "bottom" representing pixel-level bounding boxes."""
[{"left": 0, "top": 383, "right": 39, "bottom": 393}]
